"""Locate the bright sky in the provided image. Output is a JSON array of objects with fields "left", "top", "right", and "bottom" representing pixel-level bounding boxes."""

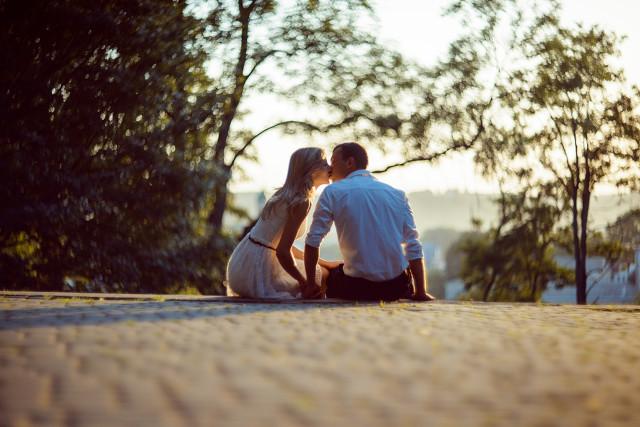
[{"left": 229, "top": 0, "right": 640, "bottom": 195}]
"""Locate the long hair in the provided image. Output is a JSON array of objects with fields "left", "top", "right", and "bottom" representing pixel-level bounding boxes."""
[{"left": 261, "top": 147, "right": 326, "bottom": 219}]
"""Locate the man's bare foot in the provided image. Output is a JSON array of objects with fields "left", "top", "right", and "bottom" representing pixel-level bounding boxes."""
[{"left": 412, "top": 292, "right": 436, "bottom": 302}]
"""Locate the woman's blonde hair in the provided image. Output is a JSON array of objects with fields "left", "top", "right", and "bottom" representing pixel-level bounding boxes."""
[{"left": 261, "top": 147, "right": 326, "bottom": 219}]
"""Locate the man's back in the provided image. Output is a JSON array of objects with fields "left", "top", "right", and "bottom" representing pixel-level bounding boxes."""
[{"left": 306, "top": 170, "right": 423, "bottom": 281}]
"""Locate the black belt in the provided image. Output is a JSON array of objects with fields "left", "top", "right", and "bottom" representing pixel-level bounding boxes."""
[{"left": 249, "top": 235, "right": 276, "bottom": 251}]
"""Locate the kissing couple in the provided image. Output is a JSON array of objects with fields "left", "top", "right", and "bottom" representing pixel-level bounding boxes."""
[{"left": 226, "top": 142, "right": 435, "bottom": 302}]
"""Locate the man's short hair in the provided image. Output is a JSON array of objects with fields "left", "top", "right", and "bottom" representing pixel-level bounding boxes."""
[{"left": 333, "top": 142, "right": 368, "bottom": 170}]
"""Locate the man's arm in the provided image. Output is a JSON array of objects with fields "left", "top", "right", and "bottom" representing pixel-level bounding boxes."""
[
  {"left": 409, "top": 257, "right": 434, "bottom": 301},
  {"left": 303, "top": 244, "right": 321, "bottom": 298},
  {"left": 401, "top": 193, "right": 435, "bottom": 301},
  {"left": 276, "top": 202, "right": 310, "bottom": 286},
  {"left": 303, "top": 189, "right": 334, "bottom": 297}
]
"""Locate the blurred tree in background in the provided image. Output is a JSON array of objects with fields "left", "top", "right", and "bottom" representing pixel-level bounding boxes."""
[
  {"left": 0, "top": 0, "right": 487, "bottom": 293},
  {"left": 0, "top": 0, "right": 232, "bottom": 293},
  {"left": 444, "top": 0, "right": 640, "bottom": 303},
  {"left": 199, "top": 0, "right": 404, "bottom": 229},
  {"left": 197, "top": 0, "right": 487, "bottom": 230},
  {"left": 455, "top": 186, "right": 573, "bottom": 302},
  {"left": 3, "top": 0, "right": 638, "bottom": 297},
  {"left": 606, "top": 209, "right": 640, "bottom": 265},
  {"left": 449, "top": 201, "right": 637, "bottom": 302}
]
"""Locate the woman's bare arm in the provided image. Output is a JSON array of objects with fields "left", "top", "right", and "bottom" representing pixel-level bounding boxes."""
[
  {"left": 276, "top": 202, "right": 310, "bottom": 285},
  {"left": 291, "top": 245, "right": 304, "bottom": 259},
  {"left": 291, "top": 245, "right": 341, "bottom": 269},
  {"left": 318, "top": 258, "right": 341, "bottom": 269}
]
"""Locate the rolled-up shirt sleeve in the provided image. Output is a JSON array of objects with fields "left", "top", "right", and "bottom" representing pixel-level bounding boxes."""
[
  {"left": 305, "top": 189, "right": 334, "bottom": 248},
  {"left": 402, "top": 193, "right": 423, "bottom": 260}
]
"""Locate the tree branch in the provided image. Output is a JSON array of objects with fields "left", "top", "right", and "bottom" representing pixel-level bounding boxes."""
[
  {"left": 546, "top": 105, "right": 576, "bottom": 190},
  {"left": 228, "top": 120, "right": 322, "bottom": 168},
  {"left": 228, "top": 112, "right": 376, "bottom": 169},
  {"left": 372, "top": 120, "right": 485, "bottom": 174},
  {"left": 245, "top": 49, "right": 288, "bottom": 80}
]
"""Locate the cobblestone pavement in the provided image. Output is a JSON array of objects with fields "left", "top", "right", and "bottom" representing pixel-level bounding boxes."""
[{"left": 1, "top": 295, "right": 639, "bottom": 427}]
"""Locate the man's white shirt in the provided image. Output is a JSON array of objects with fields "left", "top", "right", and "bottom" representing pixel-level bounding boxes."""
[{"left": 305, "top": 170, "right": 423, "bottom": 281}]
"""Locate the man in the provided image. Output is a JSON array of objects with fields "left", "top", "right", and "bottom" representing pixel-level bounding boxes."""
[{"left": 303, "top": 142, "right": 435, "bottom": 301}]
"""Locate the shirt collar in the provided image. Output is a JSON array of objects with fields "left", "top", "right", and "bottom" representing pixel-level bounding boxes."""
[{"left": 345, "top": 169, "right": 371, "bottom": 179}]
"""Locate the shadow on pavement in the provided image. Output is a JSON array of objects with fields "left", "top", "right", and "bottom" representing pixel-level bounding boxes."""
[{"left": 0, "top": 299, "right": 383, "bottom": 330}]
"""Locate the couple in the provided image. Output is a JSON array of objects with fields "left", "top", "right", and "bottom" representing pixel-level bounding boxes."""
[{"left": 226, "top": 142, "right": 435, "bottom": 302}]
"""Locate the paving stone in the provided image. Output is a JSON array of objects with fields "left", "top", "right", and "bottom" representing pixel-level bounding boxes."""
[{"left": 1, "top": 297, "right": 640, "bottom": 426}]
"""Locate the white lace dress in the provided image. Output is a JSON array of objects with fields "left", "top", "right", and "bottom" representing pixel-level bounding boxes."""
[{"left": 226, "top": 203, "right": 323, "bottom": 299}]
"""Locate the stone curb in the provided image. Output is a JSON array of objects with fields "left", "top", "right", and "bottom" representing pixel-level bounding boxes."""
[
  {"left": 0, "top": 290, "right": 352, "bottom": 304},
  {"left": 2, "top": 291, "right": 638, "bottom": 311},
  {"left": 0, "top": 290, "right": 441, "bottom": 305}
]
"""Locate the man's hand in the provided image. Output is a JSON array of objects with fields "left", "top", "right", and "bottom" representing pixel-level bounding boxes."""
[
  {"left": 408, "top": 258, "right": 434, "bottom": 302},
  {"left": 304, "top": 244, "right": 323, "bottom": 298},
  {"left": 301, "top": 281, "right": 323, "bottom": 299},
  {"left": 412, "top": 291, "right": 436, "bottom": 302}
]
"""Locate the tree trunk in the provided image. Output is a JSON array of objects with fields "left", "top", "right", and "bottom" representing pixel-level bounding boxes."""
[
  {"left": 208, "top": 178, "right": 229, "bottom": 232},
  {"left": 483, "top": 269, "right": 498, "bottom": 301},
  {"left": 531, "top": 272, "right": 539, "bottom": 301},
  {"left": 570, "top": 188, "right": 586, "bottom": 304},
  {"left": 577, "top": 165, "right": 592, "bottom": 305},
  {"left": 482, "top": 282, "right": 493, "bottom": 301},
  {"left": 207, "top": 7, "right": 250, "bottom": 230},
  {"left": 575, "top": 255, "right": 587, "bottom": 304}
]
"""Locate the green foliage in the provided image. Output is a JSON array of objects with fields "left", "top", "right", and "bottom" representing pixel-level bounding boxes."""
[
  {"left": 0, "top": 0, "right": 232, "bottom": 293},
  {"left": 454, "top": 187, "right": 573, "bottom": 302},
  {"left": 192, "top": 0, "right": 491, "bottom": 226},
  {"left": 452, "top": 202, "right": 638, "bottom": 302},
  {"left": 445, "top": 230, "right": 480, "bottom": 280},
  {"left": 606, "top": 209, "right": 640, "bottom": 264},
  {"left": 445, "top": 0, "right": 640, "bottom": 303},
  {"left": 426, "top": 269, "right": 447, "bottom": 300},
  {"left": 1, "top": 0, "right": 494, "bottom": 293}
]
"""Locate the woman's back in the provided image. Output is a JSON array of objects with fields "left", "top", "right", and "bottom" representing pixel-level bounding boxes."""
[
  {"left": 250, "top": 202, "right": 286, "bottom": 246},
  {"left": 225, "top": 199, "right": 308, "bottom": 298}
]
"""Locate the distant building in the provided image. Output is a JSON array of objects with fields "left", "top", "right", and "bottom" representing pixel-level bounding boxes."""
[
  {"left": 442, "top": 248, "right": 640, "bottom": 303},
  {"left": 422, "top": 242, "right": 446, "bottom": 271},
  {"left": 542, "top": 248, "right": 640, "bottom": 304},
  {"left": 444, "top": 278, "right": 465, "bottom": 300},
  {"left": 636, "top": 247, "right": 640, "bottom": 291}
]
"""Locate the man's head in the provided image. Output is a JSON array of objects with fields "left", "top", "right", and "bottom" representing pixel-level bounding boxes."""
[{"left": 330, "top": 142, "right": 368, "bottom": 181}]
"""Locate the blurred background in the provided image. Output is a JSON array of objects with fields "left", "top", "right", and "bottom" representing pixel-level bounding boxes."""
[{"left": 2, "top": 0, "right": 639, "bottom": 303}]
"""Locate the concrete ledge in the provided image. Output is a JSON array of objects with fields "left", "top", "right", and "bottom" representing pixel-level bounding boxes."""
[
  {"left": 2, "top": 291, "right": 638, "bottom": 311},
  {"left": 0, "top": 290, "right": 397, "bottom": 304}
]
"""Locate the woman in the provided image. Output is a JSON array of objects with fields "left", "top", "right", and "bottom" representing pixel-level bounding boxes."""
[{"left": 226, "top": 147, "right": 340, "bottom": 299}]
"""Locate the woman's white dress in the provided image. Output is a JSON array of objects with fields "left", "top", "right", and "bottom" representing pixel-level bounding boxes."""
[{"left": 226, "top": 202, "right": 322, "bottom": 299}]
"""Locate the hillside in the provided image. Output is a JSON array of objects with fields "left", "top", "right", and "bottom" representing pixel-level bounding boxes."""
[{"left": 227, "top": 189, "right": 640, "bottom": 234}]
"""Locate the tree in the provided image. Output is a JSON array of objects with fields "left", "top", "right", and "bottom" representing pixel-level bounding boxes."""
[
  {"left": 0, "top": 0, "right": 231, "bottom": 293},
  {"left": 193, "top": 0, "right": 494, "bottom": 231},
  {"left": 606, "top": 209, "right": 640, "bottom": 264},
  {"left": 456, "top": 186, "right": 572, "bottom": 302},
  {"left": 445, "top": 0, "right": 640, "bottom": 303},
  {"left": 0, "top": 0, "right": 514, "bottom": 293}
]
